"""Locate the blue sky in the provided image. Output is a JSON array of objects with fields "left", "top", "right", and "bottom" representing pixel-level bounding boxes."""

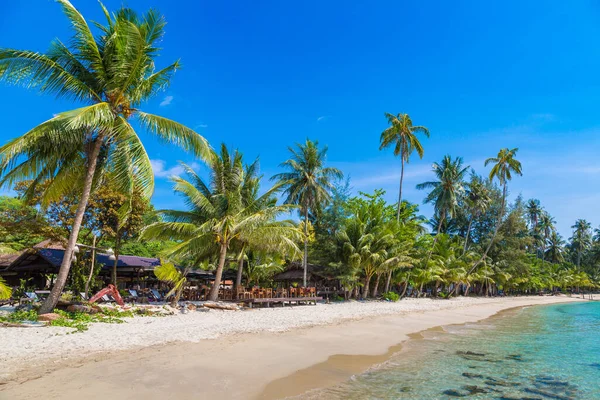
[{"left": 2, "top": 0, "right": 600, "bottom": 238}]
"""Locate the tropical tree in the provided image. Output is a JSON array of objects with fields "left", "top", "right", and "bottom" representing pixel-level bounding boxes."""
[
  {"left": 0, "top": 277, "right": 11, "bottom": 300},
  {"left": 538, "top": 211, "right": 555, "bottom": 265},
  {"left": 271, "top": 139, "right": 342, "bottom": 287},
  {"left": 416, "top": 155, "right": 469, "bottom": 261},
  {"left": 153, "top": 261, "right": 189, "bottom": 307},
  {"left": 463, "top": 173, "right": 491, "bottom": 253},
  {"left": 526, "top": 199, "right": 542, "bottom": 231},
  {"left": 379, "top": 113, "right": 430, "bottom": 220},
  {"left": 545, "top": 231, "right": 565, "bottom": 264},
  {"left": 142, "top": 145, "right": 301, "bottom": 301},
  {"left": 570, "top": 219, "right": 592, "bottom": 270},
  {"left": 0, "top": 1, "right": 210, "bottom": 313},
  {"left": 470, "top": 148, "right": 522, "bottom": 273}
]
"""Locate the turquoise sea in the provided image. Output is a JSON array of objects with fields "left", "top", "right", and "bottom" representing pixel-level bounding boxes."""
[{"left": 306, "top": 301, "right": 600, "bottom": 399}]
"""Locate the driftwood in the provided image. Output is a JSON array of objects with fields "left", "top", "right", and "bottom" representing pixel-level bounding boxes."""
[
  {"left": 66, "top": 304, "right": 100, "bottom": 314},
  {"left": 202, "top": 301, "right": 240, "bottom": 311}
]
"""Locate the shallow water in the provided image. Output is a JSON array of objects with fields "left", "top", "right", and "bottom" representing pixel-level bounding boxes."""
[{"left": 302, "top": 301, "right": 600, "bottom": 399}]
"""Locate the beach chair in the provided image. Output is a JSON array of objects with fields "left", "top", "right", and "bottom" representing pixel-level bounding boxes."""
[
  {"left": 126, "top": 289, "right": 139, "bottom": 304},
  {"left": 80, "top": 293, "right": 89, "bottom": 301},
  {"left": 150, "top": 289, "right": 163, "bottom": 302},
  {"left": 20, "top": 292, "right": 39, "bottom": 304}
]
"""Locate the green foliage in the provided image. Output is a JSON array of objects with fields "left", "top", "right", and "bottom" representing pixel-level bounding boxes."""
[
  {"left": 50, "top": 309, "right": 133, "bottom": 333},
  {"left": 0, "top": 277, "right": 11, "bottom": 300},
  {"left": 0, "top": 309, "right": 38, "bottom": 323},
  {"left": 382, "top": 291, "right": 400, "bottom": 301}
]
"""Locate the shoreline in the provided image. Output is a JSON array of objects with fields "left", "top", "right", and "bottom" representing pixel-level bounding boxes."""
[{"left": 0, "top": 296, "right": 585, "bottom": 399}]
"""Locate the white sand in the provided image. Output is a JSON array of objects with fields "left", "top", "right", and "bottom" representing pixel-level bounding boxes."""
[{"left": 0, "top": 295, "right": 586, "bottom": 399}]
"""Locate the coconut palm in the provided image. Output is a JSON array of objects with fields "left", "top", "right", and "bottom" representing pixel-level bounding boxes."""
[
  {"left": 545, "top": 231, "right": 565, "bottom": 264},
  {"left": 232, "top": 160, "right": 301, "bottom": 298},
  {"left": 470, "top": 148, "right": 522, "bottom": 273},
  {"left": 142, "top": 145, "right": 301, "bottom": 301},
  {"left": 570, "top": 219, "right": 592, "bottom": 270},
  {"left": 463, "top": 173, "right": 491, "bottom": 253},
  {"left": 0, "top": 1, "right": 210, "bottom": 313},
  {"left": 379, "top": 113, "right": 430, "bottom": 220},
  {"left": 526, "top": 199, "right": 542, "bottom": 231},
  {"left": 538, "top": 212, "right": 555, "bottom": 265},
  {"left": 416, "top": 155, "right": 469, "bottom": 260},
  {"left": 271, "top": 139, "right": 343, "bottom": 287}
]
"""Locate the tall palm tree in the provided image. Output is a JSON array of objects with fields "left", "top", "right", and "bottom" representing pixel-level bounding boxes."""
[
  {"left": 463, "top": 173, "right": 491, "bottom": 253},
  {"left": 526, "top": 199, "right": 542, "bottom": 231},
  {"left": 570, "top": 219, "right": 592, "bottom": 270},
  {"left": 545, "top": 231, "right": 565, "bottom": 264},
  {"left": 470, "top": 148, "right": 522, "bottom": 273},
  {"left": 142, "top": 145, "right": 301, "bottom": 301},
  {"left": 379, "top": 113, "right": 430, "bottom": 221},
  {"left": 272, "top": 139, "right": 342, "bottom": 287},
  {"left": 538, "top": 211, "right": 555, "bottom": 265},
  {"left": 416, "top": 155, "right": 469, "bottom": 260},
  {"left": 0, "top": 1, "right": 210, "bottom": 313}
]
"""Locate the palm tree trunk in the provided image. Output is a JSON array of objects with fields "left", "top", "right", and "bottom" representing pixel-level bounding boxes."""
[
  {"left": 463, "top": 215, "right": 474, "bottom": 254},
  {"left": 111, "top": 236, "right": 120, "bottom": 287},
  {"left": 397, "top": 157, "right": 405, "bottom": 221},
  {"left": 303, "top": 207, "right": 309, "bottom": 287},
  {"left": 400, "top": 274, "right": 410, "bottom": 299},
  {"left": 424, "top": 214, "right": 445, "bottom": 268},
  {"left": 384, "top": 270, "right": 392, "bottom": 293},
  {"left": 234, "top": 249, "right": 245, "bottom": 300},
  {"left": 208, "top": 243, "right": 228, "bottom": 301},
  {"left": 84, "top": 235, "right": 97, "bottom": 298},
  {"left": 470, "top": 183, "right": 507, "bottom": 274},
  {"left": 363, "top": 275, "right": 371, "bottom": 299},
  {"left": 372, "top": 273, "right": 381, "bottom": 298},
  {"left": 39, "top": 138, "right": 103, "bottom": 314}
]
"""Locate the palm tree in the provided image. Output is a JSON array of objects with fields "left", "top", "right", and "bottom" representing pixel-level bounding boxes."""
[
  {"left": 470, "top": 148, "right": 522, "bottom": 273},
  {"left": 379, "top": 113, "right": 430, "bottom": 220},
  {"left": 0, "top": 277, "right": 11, "bottom": 300},
  {"left": 526, "top": 199, "right": 542, "bottom": 231},
  {"left": 0, "top": 2, "right": 210, "bottom": 313},
  {"left": 463, "top": 173, "right": 491, "bottom": 253},
  {"left": 538, "top": 212, "right": 555, "bottom": 265},
  {"left": 416, "top": 155, "right": 469, "bottom": 261},
  {"left": 545, "top": 231, "right": 565, "bottom": 264},
  {"left": 142, "top": 145, "right": 301, "bottom": 301},
  {"left": 272, "top": 139, "right": 343, "bottom": 287},
  {"left": 570, "top": 219, "right": 592, "bottom": 270},
  {"left": 232, "top": 160, "right": 301, "bottom": 298}
]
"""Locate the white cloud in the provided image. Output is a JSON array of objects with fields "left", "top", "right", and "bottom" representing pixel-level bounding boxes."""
[
  {"left": 317, "top": 115, "right": 331, "bottom": 122},
  {"left": 194, "top": 123, "right": 208, "bottom": 129},
  {"left": 159, "top": 95, "right": 174, "bottom": 107},
  {"left": 150, "top": 159, "right": 200, "bottom": 178}
]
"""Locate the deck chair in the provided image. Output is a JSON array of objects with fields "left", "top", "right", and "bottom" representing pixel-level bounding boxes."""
[
  {"left": 20, "top": 292, "right": 39, "bottom": 304},
  {"left": 80, "top": 293, "right": 89, "bottom": 301},
  {"left": 127, "top": 289, "right": 139, "bottom": 304},
  {"left": 150, "top": 289, "right": 163, "bottom": 301}
]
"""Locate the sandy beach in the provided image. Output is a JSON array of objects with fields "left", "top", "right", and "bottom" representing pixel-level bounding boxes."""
[{"left": 0, "top": 295, "right": 585, "bottom": 400}]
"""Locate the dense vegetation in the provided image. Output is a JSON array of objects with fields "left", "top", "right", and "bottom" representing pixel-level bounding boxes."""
[{"left": 0, "top": 2, "right": 597, "bottom": 304}]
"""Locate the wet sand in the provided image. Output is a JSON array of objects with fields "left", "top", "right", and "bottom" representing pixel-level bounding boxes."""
[{"left": 0, "top": 296, "right": 584, "bottom": 400}]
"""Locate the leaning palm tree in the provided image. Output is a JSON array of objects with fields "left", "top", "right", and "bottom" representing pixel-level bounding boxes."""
[
  {"left": 570, "top": 219, "right": 592, "bottom": 270},
  {"left": 271, "top": 139, "right": 343, "bottom": 287},
  {"left": 0, "top": 2, "right": 210, "bottom": 313},
  {"left": 416, "top": 155, "right": 469, "bottom": 262},
  {"left": 379, "top": 113, "right": 430, "bottom": 220},
  {"left": 470, "top": 148, "right": 522, "bottom": 273},
  {"left": 142, "top": 145, "right": 302, "bottom": 301}
]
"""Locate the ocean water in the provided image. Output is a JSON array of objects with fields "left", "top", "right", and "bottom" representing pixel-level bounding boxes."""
[{"left": 306, "top": 301, "right": 600, "bottom": 399}]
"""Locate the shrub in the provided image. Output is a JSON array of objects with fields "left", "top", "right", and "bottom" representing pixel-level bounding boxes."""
[{"left": 382, "top": 291, "right": 400, "bottom": 302}]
